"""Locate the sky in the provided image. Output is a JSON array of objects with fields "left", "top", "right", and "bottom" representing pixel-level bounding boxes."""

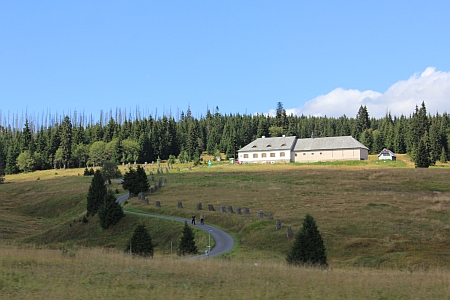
[{"left": 1, "top": 1, "right": 450, "bottom": 124}]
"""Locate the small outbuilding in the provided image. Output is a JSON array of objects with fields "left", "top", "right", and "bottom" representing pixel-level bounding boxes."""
[{"left": 378, "top": 148, "right": 396, "bottom": 161}]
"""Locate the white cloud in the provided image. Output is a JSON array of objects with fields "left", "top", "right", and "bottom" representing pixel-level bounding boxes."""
[{"left": 287, "top": 67, "right": 450, "bottom": 118}]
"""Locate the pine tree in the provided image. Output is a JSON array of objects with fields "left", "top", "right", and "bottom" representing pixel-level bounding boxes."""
[
  {"left": 122, "top": 168, "right": 139, "bottom": 196},
  {"left": 0, "top": 149, "right": 5, "bottom": 184},
  {"left": 408, "top": 102, "right": 429, "bottom": 159},
  {"left": 355, "top": 105, "right": 370, "bottom": 140},
  {"left": 5, "top": 144, "right": 19, "bottom": 174},
  {"left": 98, "top": 190, "right": 124, "bottom": 229},
  {"left": 136, "top": 165, "right": 149, "bottom": 193},
  {"left": 126, "top": 224, "right": 154, "bottom": 258},
  {"left": 359, "top": 129, "right": 373, "bottom": 151},
  {"left": 177, "top": 221, "right": 198, "bottom": 256},
  {"left": 440, "top": 146, "right": 447, "bottom": 163},
  {"left": 415, "top": 138, "right": 431, "bottom": 168},
  {"left": 22, "top": 119, "right": 34, "bottom": 153},
  {"left": 428, "top": 117, "right": 441, "bottom": 165},
  {"left": 86, "top": 170, "right": 107, "bottom": 216},
  {"left": 60, "top": 116, "right": 72, "bottom": 169},
  {"left": 286, "top": 214, "right": 327, "bottom": 267}
]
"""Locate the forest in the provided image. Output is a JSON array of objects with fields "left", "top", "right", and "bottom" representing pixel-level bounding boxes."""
[{"left": 0, "top": 101, "right": 449, "bottom": 175}]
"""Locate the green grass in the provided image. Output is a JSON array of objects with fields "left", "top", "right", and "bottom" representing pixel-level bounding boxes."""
[
  {"left": 7, "top": 162, "right": 445, "bottom": 269},
  {"left": 1, "top": 160, "right": 450, "bottom": 298}
]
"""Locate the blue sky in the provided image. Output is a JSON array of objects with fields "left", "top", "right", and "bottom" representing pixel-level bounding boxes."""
[{"left": 1, "top": 1, "right": 449, "bottom": 124}]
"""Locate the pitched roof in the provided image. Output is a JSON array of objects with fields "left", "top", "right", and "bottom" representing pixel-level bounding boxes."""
[
  {"left": 293, "top": 136, "right": 369, "bottom": 151},
  {"left": 238, "top": 136, "right": 297, "bottom": 152},
  {"left": 378, "top": 148, "right": 396, "bottom": 157}
]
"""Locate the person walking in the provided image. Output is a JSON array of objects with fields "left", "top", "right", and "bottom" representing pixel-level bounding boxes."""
[
  {"left": 200, "top": 214, "right": 204, "bottom": 225},
  {"left": 191, "top": 214, "right": 196, "bottom": 225}
]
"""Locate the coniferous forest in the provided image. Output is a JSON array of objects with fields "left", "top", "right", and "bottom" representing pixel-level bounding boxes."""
[{"left": 0, "top": 101, "right": 449, "bottom": 175}]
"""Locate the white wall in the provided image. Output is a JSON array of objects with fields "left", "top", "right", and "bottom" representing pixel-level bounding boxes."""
[{"left": 238, "top": 150, "right": 292, "bottom": 163}]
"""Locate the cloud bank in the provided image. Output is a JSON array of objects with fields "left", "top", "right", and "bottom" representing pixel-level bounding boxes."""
[{"left": 284, "top": 67, "right": 450, "bottom": 118}]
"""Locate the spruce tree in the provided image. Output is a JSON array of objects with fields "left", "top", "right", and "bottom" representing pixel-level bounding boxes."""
[
  {"left": 440, "top": 146, "right": 447, "bottom": 163},
  {"left": 98, "top": 190, "right": 124, "bottom": 229},
  {"left": 177, "top": 221, "right": 198, "bottom": 256},
  {"left": 86, "top": 170, "right": 107, "bottom": 216},
  {"left": 122, "top": 168, "right": 139, "bottom": 196},
  {"left": 136, "top": 165, "right": 149, "bottom": 193},
  {"left": 286, "top": 214, "right": 327, "bottom": 267},
  {"left": 0, "top": 153, "right": 5, "bottom": 184},
  {"left": 355, "top": 105, "right": 370, "bottom": 140},
  {"left": 415, "top": 138, "right": 431, "bottom": 168},
  {"left": 126, "top": 224, "right": 154, "bottom": 258},
  {"left": 60, "top": 116, "right": 72, "bottom": 169}
]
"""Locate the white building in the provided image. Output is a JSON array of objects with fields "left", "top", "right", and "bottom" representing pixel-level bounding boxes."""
[
  {"left": 378, "top": 148, "right": 396, "bottom": 161},
  {"left": 293, "top": 136, "right": 369, "bottom": 162},
  {"left": 237, "top": 135, "right": 297, "bottom": 164},
  {"left": 238, "top": 135, "right": 369, "bottom": 163}
]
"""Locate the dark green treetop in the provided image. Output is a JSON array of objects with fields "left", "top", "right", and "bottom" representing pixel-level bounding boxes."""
[
  {"left": 177, "top": 221, "right": 198, "bottom": 256},
  {"left": 98, "top": 189, "right": 124, "bottom": 229},
  {"left": 286, "top": 214, "right": 327, "bottom": 267},
  {"left": 125, "top": 224, "right": 154, "bottom": 258},
  {"left": 86, "top": 170, "right": 107, "bottom": 216}
]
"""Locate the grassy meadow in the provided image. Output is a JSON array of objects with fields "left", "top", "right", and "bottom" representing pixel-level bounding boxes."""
[{"left": 1, "top": 155, "right": 450, "bottom": 299}]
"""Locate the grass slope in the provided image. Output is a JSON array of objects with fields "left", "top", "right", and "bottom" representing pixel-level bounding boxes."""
[{"left": 3, "top": 157, "right": 450, "bottom": 268}]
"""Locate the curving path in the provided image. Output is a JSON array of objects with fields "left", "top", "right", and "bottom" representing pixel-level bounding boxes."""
[{"left": 117, "top": 193, "right": 235, "bottom": 258}]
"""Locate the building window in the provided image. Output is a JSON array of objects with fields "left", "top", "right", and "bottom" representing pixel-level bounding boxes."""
[
  {"left": 295, "top": 154, "right": 297, "bottom": 157},
  {"left": 280, "top": 152, "right": 285, "bottom": 157},
  {"left": 267, "top": 145, "right": 272, "bottom": 148},
  {"left": 303, "top": 153, "right": 306, "bottom": 155},
  {"left": 262, "top": 153, "right": 267, "bottom": 158},
  {"left": 311, "top": 153, "right": 314, "bottom": 155},
  {"left": 270, "top": 153, "right": 275, "bottom": 157},
  {"left": 244, "top": 154, "right": 248, "bottom": 158},
  {"left": 253, "top": 154, "right": 258, "bottom": 158},
  {"left": 320, "top": 152, "right": 322, "bottom": 155}
]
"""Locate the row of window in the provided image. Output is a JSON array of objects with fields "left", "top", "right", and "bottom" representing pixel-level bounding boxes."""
[{"left": 243, "top": 152, "right": 286, "bottom": 158}]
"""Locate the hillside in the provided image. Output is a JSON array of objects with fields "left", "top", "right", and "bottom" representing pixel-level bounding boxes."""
[
  {"left": 1, "top": 158, "right": 450, "bottom": 298},
  {"left": 1, "top": 156, "right": 449, "bottom": 267}
]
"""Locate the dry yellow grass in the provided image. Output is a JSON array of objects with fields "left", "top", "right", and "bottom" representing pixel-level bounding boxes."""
[
  {"left": 1, "top": 244, "right": 450, "bottom": 299},
  {"left": 2, "top": 159, "right": 450, "bottom": 298}
]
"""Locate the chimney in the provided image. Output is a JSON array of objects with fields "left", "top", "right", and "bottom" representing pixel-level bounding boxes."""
[{"left": 311, "top": 132, "right": 314, "bottom": 139}]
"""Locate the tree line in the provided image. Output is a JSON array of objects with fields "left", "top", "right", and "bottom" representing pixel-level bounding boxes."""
[{"left": 0, "top": 101, "right": 449, "bottom": 175}]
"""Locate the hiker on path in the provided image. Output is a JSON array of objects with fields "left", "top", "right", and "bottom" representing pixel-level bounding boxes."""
[
  {"left": 200, "top": 214, "right": 204, "bottom": 225},
  {"left": 191, "top": 214, "right": 196, "bottom": 225}
]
